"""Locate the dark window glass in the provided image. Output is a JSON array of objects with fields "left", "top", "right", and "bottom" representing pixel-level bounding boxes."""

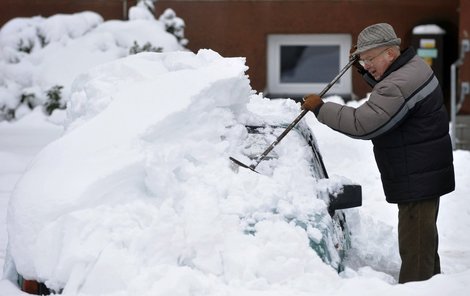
[{"left": 280, "top": 45, "right": 340, "bottom": 83}]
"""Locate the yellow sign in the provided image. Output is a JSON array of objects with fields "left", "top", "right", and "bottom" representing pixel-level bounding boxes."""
[{"left": 420, "top": 39, "right": 436, "bottom": 48}]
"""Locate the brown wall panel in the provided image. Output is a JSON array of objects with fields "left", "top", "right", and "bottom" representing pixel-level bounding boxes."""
[
  {"left": 0, "top": 0, "right": 138, "bottom": 25},
  {"left": 156, "top": 0, "right": 459, "bottom": 100},
  {"left": 0, "top": 0, "right": 460, "bottom": 101}
]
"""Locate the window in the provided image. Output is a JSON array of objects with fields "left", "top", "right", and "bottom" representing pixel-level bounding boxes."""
[{"left": 267, "top": 34, "right": 352, "bottom": 97}]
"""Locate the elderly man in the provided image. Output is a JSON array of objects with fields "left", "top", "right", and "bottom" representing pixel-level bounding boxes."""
[{"left": 302, "top": 23, "right": 455, "bottom": 283}]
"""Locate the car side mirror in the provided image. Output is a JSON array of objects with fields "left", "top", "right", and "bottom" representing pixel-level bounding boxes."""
[{"left": 328, "top": 184, "right": 362, "bottom": 216}]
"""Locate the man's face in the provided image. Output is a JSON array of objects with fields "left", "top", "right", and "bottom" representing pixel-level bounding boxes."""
[{"left": 359, "top": 46, "right": 392, "bottom": 80}]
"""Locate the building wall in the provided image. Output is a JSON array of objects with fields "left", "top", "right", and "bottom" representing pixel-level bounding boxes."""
[
  {"left": 0, "top": 0, "right": 461, "bottom": 101},
  {"left": 156, "top": 0, "right": 459, "bottom": 100},
  {"left": 0, "top": 0, "right": 137, "bottom": 25}
]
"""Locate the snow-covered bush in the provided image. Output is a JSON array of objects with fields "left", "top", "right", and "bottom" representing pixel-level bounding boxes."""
[
  {"left": 43, "top": 85, "right": 66, "bottom": 115},
  {"left": 129, "top": 41, "right": 163, "bottom": 55},
  {"left": 138, "top": 0, "right": 157, "bottom": 13},
  {"left": 129, "top": 0, "right": 156, "bottom": 21},
  {"left": 0, "top": 3, "right": 187, "bottom": 122},
  {"left": 130, "top": 2, "right": 188, "bottom": 46},
  {"left": 2, "top": 85, "right": 66, "bottom": 120},
  {"left": 159, "top": 8, "right": 188, "bottom": 46},
  {"left": 0, "top": 12, "right": 103, "bottom": 121}
]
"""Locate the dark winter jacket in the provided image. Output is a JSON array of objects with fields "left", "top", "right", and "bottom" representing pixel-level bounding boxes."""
[{"left": 315, "top": 47, "right": 455, "bottom": 203}]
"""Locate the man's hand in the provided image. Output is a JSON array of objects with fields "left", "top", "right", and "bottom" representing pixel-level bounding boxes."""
[
  {"left": 301, "top": 94, "right": 323, "bottom": 111},
  {"left": 350, "top": 45, "right": 366, "bottom": 74}
]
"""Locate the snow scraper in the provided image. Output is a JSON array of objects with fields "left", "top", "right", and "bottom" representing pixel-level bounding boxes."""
[{"left": 230, "top": 55, "right": 359, "bottom": 173}]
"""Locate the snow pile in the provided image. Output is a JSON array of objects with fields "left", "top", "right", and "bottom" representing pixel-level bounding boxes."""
[{"left": 6, "top": 49, "right": 347, "bottom": 295}]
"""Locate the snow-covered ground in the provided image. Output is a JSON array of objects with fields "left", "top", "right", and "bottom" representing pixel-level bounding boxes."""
[
  {"left": 1, "top": 85, "right": 469, "bottom": 296},
  {"left": 1, "top": 6, "right": 470, "bottom": 296}
]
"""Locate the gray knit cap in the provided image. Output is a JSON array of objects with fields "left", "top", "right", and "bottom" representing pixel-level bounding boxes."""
[{"left": 352, "top": 23, "right": 401, "bottom": 55}]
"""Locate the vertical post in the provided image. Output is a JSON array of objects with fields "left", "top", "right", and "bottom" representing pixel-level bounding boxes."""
[
  {"left": 450, "top": 39, "right": 470, "bottom": 149},
  {"left": 122, "top": 0, "right": 128, "bottom": 20},
  {"left": 451, "top": 63, "right": 457, "bottom": 149}
]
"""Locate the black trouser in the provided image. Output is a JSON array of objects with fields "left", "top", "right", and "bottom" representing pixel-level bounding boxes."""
[{"left": 397, "top": 197, "right": 440, "bottom": 283}]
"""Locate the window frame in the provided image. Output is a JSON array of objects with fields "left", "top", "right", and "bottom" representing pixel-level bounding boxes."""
[{"left": 267, "top": 34, "right": 352, "bottom": 97}]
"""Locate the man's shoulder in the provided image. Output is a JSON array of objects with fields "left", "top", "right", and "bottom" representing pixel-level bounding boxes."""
[{"left": 380, "top": 55, "right": 434, "bottom": 97}]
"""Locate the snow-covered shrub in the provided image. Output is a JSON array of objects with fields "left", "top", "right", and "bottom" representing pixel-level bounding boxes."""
[
  {"left": 129, "top": 1, "right": 156, "bottom": 21},
  {"left": 20, "top": 92, "right": 37, "bottom": 109},
  {"left": 43, "top": 85, "right": 65, "bottom": 115},
  {"left": 0, "top": 12, "right": 103, "bottom": 122},
  {"left": 129, "top": 41, "right": 163, "bottom": 55},
  {"left": 0, "top": 13, "right": 103, "bottom": 63},
  {"left": 0, "top": 85, "right": 66, "bottom": 120},
  {"left": 0, "top": 7, "right": 185, "bottom": 122},
  {"left": 0, "top": 106, "right": 14, "bottom": 121},
  {"left": 0, "top": 17, "right": 44, "bottom": 63},
  {"left": 17, "top": 39, "right": 34, "bottom": 54},
  {"left": 138, "top": 0, "right": 157, "bottom": 13},
  {"left": 159, "top": 8, "right": 188, "bottom": 46},
  {"left": 130, "top": 1, "right": 188, "bottom": 46}
]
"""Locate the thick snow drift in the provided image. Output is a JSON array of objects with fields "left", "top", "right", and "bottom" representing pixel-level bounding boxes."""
[{"left": 7, "top": 50, "right": 348, "bottom": 294}]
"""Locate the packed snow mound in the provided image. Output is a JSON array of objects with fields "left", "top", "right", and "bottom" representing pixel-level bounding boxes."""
[
  {"left": 65, "top": 49, "right": 249, "bottom": 130},
  {"left": 7, "top": 49, "right": 344, "bottom": 294}
]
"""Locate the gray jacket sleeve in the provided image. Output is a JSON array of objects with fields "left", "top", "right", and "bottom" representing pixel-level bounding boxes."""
[
  {"left": 316, "top": 55, "right": 438, "bottom": 140},
  {"left": 316, "top": 81, "right": 405, "bottom": 139}
]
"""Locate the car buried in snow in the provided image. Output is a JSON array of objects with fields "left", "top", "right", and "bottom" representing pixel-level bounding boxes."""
[
  {"left": 10, "top": 98, "right": 362, "bottom": 295},
  {"left": 5, "top": 51, "right": 362, "bottom": 295},
  {"left": 230, "top": 98, "right": 362, "bottom": 272}
]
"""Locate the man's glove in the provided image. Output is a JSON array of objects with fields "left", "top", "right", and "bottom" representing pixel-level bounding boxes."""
[
  {"left": 350, "top": 45, "right": 366, "bottom": 74},
  {"left": 301, "top": 94, "right": 323, "bottom": 112}
]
